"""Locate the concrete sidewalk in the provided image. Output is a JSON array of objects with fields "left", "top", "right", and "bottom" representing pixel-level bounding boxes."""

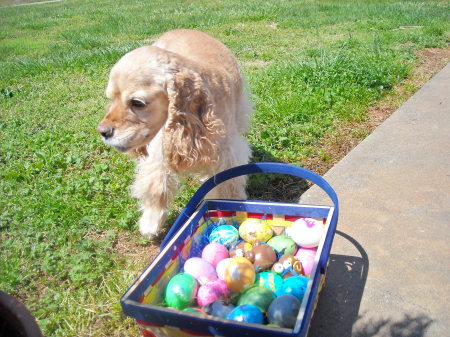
[{"left": 301, "top": 63, "right": 450, "bottom": 336}]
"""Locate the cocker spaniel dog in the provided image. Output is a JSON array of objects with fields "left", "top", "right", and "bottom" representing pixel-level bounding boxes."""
[{"left": 97, "top": 29, "right": 252, "bottom": 237}]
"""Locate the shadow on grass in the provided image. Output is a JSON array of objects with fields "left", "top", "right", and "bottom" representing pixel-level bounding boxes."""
[{"left": 247, "top": 145, "right": 310, "bottom": 203}]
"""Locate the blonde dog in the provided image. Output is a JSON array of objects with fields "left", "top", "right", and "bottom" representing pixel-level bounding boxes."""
[{"left": 97, "top": 29, "right": 252, "bottom": 237}]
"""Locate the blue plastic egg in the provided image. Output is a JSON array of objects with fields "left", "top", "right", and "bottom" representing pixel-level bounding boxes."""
[
  {"left": 276, "top": 275, "right": 309, "bottom": 301},
  {"left": 267, "top": 294, "right": 301, "bottom": 329},
  {"left": 204, "top": 300, "right": 235, "bottom": 318},
  {"left": 209, "top": 225, "right": 239, "bottom": 248},
  {"left": 226, "top": 304, "right": 264, "bottom": 324}
]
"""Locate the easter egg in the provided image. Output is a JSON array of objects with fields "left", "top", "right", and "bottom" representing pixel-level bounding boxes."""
[
  {"left": 224, "top": 257, "right": 255, "bottom": 292},
  {"left": 285, "top": 218, "right": 325, "bottom": 248},
  {"left": 209, "top": 225, "right": 239, "bottom": 248},
  {"left": 276, "top": 275, "right": 309, "bottom": 301},
  {"left": 184, "top": 257, "right": 217, "bottom": 285},
  {"left": 252, "top": 240, "right": 277, "bottom": 272},
  {"left": 182, "top": 307, "right": 207, "bottom": 315},
  {"left": 267, "top": 235, "right": 298, "bottom": 256},
  {"left": 202, "top": 242, "right": 229, "bottom": 266},
  {"left": 204, "top": 300, "right": 235, "bottom": 318},
  {"left": 295, "top": 247, "right": 317, "bottom": 276},
  {"left": 165, "top": 273, "right": 198, "bottom": 309},
  {"left": 238, "top": 286, "right": 276, "bottom": 312},
  {"left": 197, "top": 279, "right": 229, "bottom": 306},
  {"left": 255, "top": 272, "right": 283, "bottom": 294},
  {"left": 267, "top": 294, "right": 301, "bottom": 329},
  {"left": 239, "top": 218, "right": 273, "bottom": 243},
  {"left": 226, "top": 304, "right": 264, "bottom": 324},
  {"left": 216, "top": 258, "right": 232, "bottom": 280}
]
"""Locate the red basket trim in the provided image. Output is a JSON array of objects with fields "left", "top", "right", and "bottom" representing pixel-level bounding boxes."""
[
  {"left": 207, "top": 210, "right": 236, "bottom": 218},
  {"left": 137, "top": 320, "right": 163, "bottom": 327},
  {"left": 151, "top": 267, "right": 167, "bottom": 286},
  {"left": 180, "top": 328, "right": 214, "bottom": 336},
  {"left": 140, "top": 328, "right": 157, "bottom": 337},
  {"left": 247, "top": 212, "right": 273, "bottom": 220}
]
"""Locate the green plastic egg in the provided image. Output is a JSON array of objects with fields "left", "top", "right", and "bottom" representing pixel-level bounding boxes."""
[
  {"left": 267, "top": 235, "right": 298, "bottom": 255},
  {"left": 165, "top": 273, "right": 198, "bottom": 309},
  {"left": 237, "top": 286, "right": 276, "bottom": 312}
]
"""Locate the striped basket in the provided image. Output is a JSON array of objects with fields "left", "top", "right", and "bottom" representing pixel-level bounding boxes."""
[{"left": 121, "top": 163, "right": 339, "bottom": 337}]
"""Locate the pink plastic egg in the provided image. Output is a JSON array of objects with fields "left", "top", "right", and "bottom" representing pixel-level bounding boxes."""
[
  {"left": 197, "top": 279, "right": 229, "bottom": 306},
  {"left": 202, "top": 243, "right": 229, "bottom": 267},
  {"left": 295, "top": 247, "right": 317, "bottom": 276},
  {"left": 184, "top": 257, "right": 217, "bottom": 285}
]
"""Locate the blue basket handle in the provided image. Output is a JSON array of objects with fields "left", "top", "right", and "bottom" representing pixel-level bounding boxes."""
[{"left": 160, "top": 162, "right": 338, "bottom": 273}]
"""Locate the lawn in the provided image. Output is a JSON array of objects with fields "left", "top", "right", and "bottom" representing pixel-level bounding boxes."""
[{"left": 0, "top": 0, "right": 448, "bottom": 336}]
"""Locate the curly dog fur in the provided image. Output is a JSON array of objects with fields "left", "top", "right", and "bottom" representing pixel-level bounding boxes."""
[{"left": 97, "top": 29, "right": 252, "bottom": 236}]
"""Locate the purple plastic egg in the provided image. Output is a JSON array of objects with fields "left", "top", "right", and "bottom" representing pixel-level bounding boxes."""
[
  {"left": 202, "top": 243, "right": 229, "bottom": 267},
  {"left": 184, "top": 257, "right": 217, "bottom": 285},
  {"left": 197, "top": 279, "right": 229, "bottom": 306}
]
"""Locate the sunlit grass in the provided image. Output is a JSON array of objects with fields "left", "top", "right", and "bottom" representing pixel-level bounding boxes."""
[{"left": 1, "top": 0, "right": 449, "bottom": 335}]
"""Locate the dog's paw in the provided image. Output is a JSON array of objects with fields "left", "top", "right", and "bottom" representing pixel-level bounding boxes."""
[{"left": 138, "top": 208, "right": 166, "bottom": 237}]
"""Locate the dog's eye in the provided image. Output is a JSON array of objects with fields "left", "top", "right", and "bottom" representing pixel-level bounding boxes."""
[{"left": 130, "top": 98, "right": 147, "bottom": 108}]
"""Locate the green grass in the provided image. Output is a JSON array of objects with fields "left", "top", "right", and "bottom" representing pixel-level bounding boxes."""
[{"left": 0, "top": 0, "right": 449, "bottom": 336}]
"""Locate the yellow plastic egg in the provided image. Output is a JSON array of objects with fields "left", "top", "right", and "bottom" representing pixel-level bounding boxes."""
[
  {"left": 224, "top": 257, "right": 255, "bottom": 292},
  {"left": 239, "top": 218, "right": 273, "bottom": 244}
]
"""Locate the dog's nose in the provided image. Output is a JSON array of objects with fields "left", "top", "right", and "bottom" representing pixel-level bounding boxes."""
[{"left": 97, "top": 124, "right": 114, "bottom": 139}]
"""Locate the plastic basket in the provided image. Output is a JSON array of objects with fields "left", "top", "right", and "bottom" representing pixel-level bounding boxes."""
[{"left": 121, "top": 163, "right": 339, "bottom": 337}]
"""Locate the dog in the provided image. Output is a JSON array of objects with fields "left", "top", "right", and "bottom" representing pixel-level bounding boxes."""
[{"left": 97, "top": 29, "right": 252, "bottom": 237}]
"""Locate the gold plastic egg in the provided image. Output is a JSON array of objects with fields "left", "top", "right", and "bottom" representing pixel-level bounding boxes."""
[
  {"left": 239, "top": 218, "right": 273, "bottom": 244},
  {"left": 224, "top": 257, "right": 256, "bottom": 292}
]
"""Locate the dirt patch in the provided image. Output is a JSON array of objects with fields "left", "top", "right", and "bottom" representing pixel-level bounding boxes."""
[
  {"left": 0, "top": 0, "right": 58, "bottom": 6},
  {"left": 301, "top": 47, "right": 450, "bottom": 176}
]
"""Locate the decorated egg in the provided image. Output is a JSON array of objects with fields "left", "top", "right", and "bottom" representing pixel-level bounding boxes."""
[
  {"left": 197, "top": 279, "right": 229, "bottom": 306},
  {"left": 237, "top": 286, "right": 276, "bottom": 312},
  {"left": 164, "top": 273, "right": 198, "bottom": 309},
  {"left": 267, "top": 235, "right": 298, "bottom": 256},
  {"left": 267, "top": 294, "right": 301, "bottom": 329},
  {"left": 224, "top": 257, "right": 255, "bottom": 292},
  {"left": 255, "top": 272, "right": 283, "bottom": 294},
  {"left": 295, "top": 247, "right": 317, "bottom": 276},
  {"left": 276, "top": 275, "right": 309, "bottom": 301},
  {"left": 271, "top": 254, "right": 303, "bottom": 279},
  {"left": 184, "top": 257, "right": 217, "bottom": 285},
  {"left": 202, "top": 242, "right": 229, "bottom": 266},
  {"left": 285, "top": 218, "right": 325, "bottom": 248},
  {"left": 251, "top": 240, "right": 277, "bottom": 272},
  {"left": 182, "top": 307, "right": 207, "bottom": 315},
  {"left": 209, "top": 225, "right": 239, "bottom": 248},
  {"left": 229, "top": 241, "right": 254, "bottom": 261},
  {"left": 204, "top": 300, "right": 235, "bottom": 318},
  {"left": 239, "top": 218, "right": 273, "bottom": 243},
  {"left": 216, "top": 258, "right": 232, "bottom": 280},
  {"left": 226, "top": 304, "right": 264, "bottom": 324}
]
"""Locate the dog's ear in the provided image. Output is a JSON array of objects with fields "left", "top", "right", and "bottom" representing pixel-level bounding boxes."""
[{"left": 163, "top": 66, "right": 224, "bottom": 173}]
